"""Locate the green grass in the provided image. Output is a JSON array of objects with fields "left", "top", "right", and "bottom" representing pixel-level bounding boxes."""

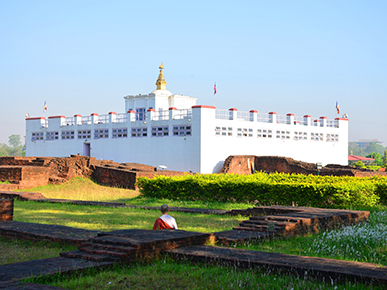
[
  {"left": 13, "top": 200, "right": 244, "bottom": 233},
  {"left": 0, "top": 236, "right": 76, "bottom": 265},
  {"left": 26, "top": 256, "right": 384, "bottom": 290},
  {"left": 17, "top": 177, "right": 140, "bottom": 202},
  {"left": 0, "top": 180, "right": 11, "bottom": 184},
  {"left": 7, "top": 177, "right": 387, "bottom": 289},
  {"left": 235, "top": 208, "right": 387, "bottom": 266}
]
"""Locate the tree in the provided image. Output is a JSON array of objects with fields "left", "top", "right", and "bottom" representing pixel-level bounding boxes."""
[
  {"left": 363, "top": 142, "right": 385, "bottom": 156},
  {"left": 0, "top": 134, "right": 25, "bottom": 156},
  {"left": 348, "top": 142, "right": 361, "bottom": 156},
  {"left": 9, "top": 134, "right": 21, "bottom": 149},
  {"left": 366, "top": 152, "right": 383, "bottom": 166},
  {"left": 383, "top": 149, "right": 387, "bottom": 167},
  {"left": 352, "top": 161, "right": 366, "bottom": 168}
]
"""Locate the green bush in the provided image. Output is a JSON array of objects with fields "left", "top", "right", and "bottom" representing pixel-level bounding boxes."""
[{"left": 137, "top": 172, "right": 387, "bottom": 208}]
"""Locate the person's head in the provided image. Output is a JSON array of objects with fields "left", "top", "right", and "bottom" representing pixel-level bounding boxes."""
[{"left": 160, "top": 204, "right": 169, "bottom": 214}]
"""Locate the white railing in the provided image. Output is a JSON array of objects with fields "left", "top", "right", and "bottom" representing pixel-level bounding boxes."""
[
  {"left": 237, "top": 111, "right": 252, "bottom": 121},
  {"left": 215, "top": 109, "right": 232, "bottom": 120},
  {"left": 293, "top": 116, "right": 304, "bottom": 125},
  {"left": 152, "top": 110, "right": 169, "bottom": 121},
  {"left": 97, "top": 114, "right": 109, "bottom": 124},
  {"left": 62, "top": 117, "right": 75, "bottom": 126},
  {"left": 256, "top": 113, "right": 271, "bottom": 123},
  {"left": 277, "top": 114, "right": 288, "bottom": 124},
  {"left": 115, "top": 113, "right": 127, "bottom": 123},
  {"left": 173, "top": 109, "right": 192, "bottom": 120},
  {"left": 81, "top": 116, "right": 92, "bottom": 125},
  {"left": 326, "top": 120, "right": 339, "bottom": 128}
]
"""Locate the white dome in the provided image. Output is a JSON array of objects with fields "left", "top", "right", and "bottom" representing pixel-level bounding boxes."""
[{"left": 151, "top": 89, "right": 172, "bottom": 97}]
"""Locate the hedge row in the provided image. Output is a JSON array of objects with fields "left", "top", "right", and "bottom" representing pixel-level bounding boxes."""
[{"left": 136, "top": 173, "right": 387, "bottom": 208}]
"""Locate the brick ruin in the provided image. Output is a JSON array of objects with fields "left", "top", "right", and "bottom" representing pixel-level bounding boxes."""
[
  {"left": 1, "top": 155, "right": 386, "bottom": 192},
  {"left": 0, "top": 156, "right": 187, "bottom": 190},
  {"left": 220, "top": 155, "right": 387, "bottom": 177}
]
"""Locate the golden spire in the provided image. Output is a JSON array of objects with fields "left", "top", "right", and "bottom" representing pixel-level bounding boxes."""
[{"left": 156, "top": 62, "right": 167, "bottom": 90}]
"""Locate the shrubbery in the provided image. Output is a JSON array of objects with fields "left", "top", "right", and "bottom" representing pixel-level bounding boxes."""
[{"left": 137, "top": 173, "right": 387, "bottom": 208}]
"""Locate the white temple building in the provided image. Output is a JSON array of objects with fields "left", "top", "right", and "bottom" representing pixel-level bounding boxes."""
[{"left": 26, "top": 63, "right": 349, "bottom": 173}]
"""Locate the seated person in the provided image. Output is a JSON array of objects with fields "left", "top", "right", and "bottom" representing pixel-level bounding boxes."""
[{"left": 152, "top": 204, "right": 178, "bottom": 230}]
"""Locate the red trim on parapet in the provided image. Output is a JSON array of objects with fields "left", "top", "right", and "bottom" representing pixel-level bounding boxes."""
[
  {"left": 268, "top": 112, "right": 277, "bottom": 115},
  {"left": 91, "top": 113, "right": 99, "bottom": 116},
  {"left": 169, "top": 107, "right": 177, "bottom": 110},
  {"left": 192, "top": 105, "right": 216, "bottom": 109},
  {"left": 48, "top": 115, "right": 65, "bottom": 119},
  {"left": 335, "top": 118, "right": 349, "bottom": 121},
  {"left": 286, "top": 113, "right": 294, "bottom": 116},
  {"left": 74, "top": 114, "right": 82, "bottom": 117},
  {"left": 127, "top": 110, "right": 135, "bottom": 113},
  {"left": 303, "top": 115, "right": 311, "bottom": 118},
  {"left": 109, "top": 112, "right": 117, "bottom": 115},
  {"left": 249, "top": 110, "right": 258, "bottom": 113},
  {"left": 229, "top": 108, "right": 238, "bottom": 111},
  {"left": 320, "top": 116, "right": 327, "bottom": 119},
  {"left": 147, "top": 109, "right": 155, "bottom": 112},
  {"left": 26, "top": 117, "right": 46, "bottom": 120}
]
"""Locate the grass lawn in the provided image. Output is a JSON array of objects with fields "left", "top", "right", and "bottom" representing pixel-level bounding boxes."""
[
  {"left": 0, "top": 236, "right": 76, "bottom": 265},
  {"left": 5, "top": 177, "right": 387, "bottom": 289},
  {"left": 26, "top": 257, "right": 383, "bottom": 290}
]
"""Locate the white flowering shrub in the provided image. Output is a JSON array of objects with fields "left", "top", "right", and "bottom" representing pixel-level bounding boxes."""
[{"left": 305, "top": 211, "right": 387, "bottom": 264}]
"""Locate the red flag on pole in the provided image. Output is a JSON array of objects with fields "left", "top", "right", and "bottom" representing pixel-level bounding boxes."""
[{"left": 214, "top": 83, "right": 217, "bottom": 95}]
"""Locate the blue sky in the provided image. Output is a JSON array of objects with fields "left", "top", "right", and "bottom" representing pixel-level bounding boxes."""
[{"left": 1, "top": 0, "right": 386, "bottom": 145}]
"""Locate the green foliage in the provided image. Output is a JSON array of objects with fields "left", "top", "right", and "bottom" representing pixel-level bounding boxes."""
[
  {"left": 363, "top": 142, "right": 385, "bottom": 156},
  {"left": 352, "top": 161, "right": 366, "bottom": 168},
  {"left": 137, "top": 173, "right": 387, "bottom": 208},
  {"left": 366, "top": 152, "right": 383, "bottom": 166},
  {"left": 0, "top": 134, "right": 25, "bottom": 156},
  {"left": 348, "top": 142, "right": 362, "bottom": 156}
]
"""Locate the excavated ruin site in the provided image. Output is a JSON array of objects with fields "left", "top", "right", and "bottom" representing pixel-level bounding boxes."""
[{"left": 0, "top": 156, "right": 386, "bottom": 289}]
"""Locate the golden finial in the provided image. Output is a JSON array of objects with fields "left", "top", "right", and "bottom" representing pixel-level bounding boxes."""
[{"left": 156, "top": 62, "right": 167, "bottom": 90}]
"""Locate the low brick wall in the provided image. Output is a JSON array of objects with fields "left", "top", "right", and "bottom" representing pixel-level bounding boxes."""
[
  {"left": 220, "top": 155, "right": 387, "bottom": 177},
  {"left": 0, "top": 167, "right": 22, "bottom": 182},
  {"left": 91, "top": 166, "right": 137, "bottom": 189},
  {"left": 0, "top": 199, "right": 13, "bottom": 221},
  {"left": 19, "top": 167, "right": 51, "bottom": 189},
  {"left": 92, "top": 165, "right": 189, "bottom": 190}
]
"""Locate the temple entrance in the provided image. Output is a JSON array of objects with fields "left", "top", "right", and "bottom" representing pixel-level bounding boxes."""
[{"left": 83, "top": 143, "right": 90, "bottom": 157}]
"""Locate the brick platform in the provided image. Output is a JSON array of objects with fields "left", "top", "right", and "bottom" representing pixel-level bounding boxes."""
[
  {"left": 0, "top": 221, "right": 99, "bottom": 246},
  {"left": 230, "top": 206, "right": 369, "bottom": 238},
  {"left": 0, "top": 257, "right": 113, "bottom": 289},
  {"left": 166, "top": 245, "right": 387, "bottom": 285},
  {"left": 61, "top": 229, "right": 214, "bottom": 263}
]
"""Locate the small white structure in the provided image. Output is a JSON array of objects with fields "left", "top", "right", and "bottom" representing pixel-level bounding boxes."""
[{"left": 26, "top": 63, "right": 348, "bottom": 173}]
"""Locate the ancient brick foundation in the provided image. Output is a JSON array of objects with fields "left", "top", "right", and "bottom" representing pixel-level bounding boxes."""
[
  {"left": 0, "top": 156, "right": 189, "bottom": 190},
  {"left": 91, "top": 165, "right": 189, "bottom": 190},
  {"left": 220, "top": 155, "right": 387, "bottom": 177},
  {"left": 0, "top": 199, "right": 13, "bottom": 221}
]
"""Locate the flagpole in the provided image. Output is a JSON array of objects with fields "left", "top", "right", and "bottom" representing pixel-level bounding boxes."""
[{"left": 213, "top": 82, "right": 216, "bottom": 107}]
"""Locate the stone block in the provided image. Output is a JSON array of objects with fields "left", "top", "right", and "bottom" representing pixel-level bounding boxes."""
[{"left": 0, "top": 199, "right": 13, "bottom": 221}]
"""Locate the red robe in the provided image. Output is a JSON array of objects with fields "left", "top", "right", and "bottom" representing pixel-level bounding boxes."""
[{"left": 152, "top": 218, "right": 173, "bottom": 230}]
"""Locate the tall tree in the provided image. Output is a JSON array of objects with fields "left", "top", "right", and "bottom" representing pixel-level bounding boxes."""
[
  {"left": 363, "top": 142, "right": 385, "bottom": 156},
  {"left": 8, "top": 134, "right": 22, "bottom": 149}
]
